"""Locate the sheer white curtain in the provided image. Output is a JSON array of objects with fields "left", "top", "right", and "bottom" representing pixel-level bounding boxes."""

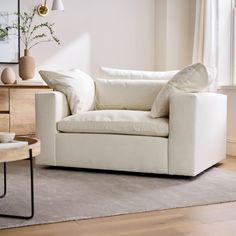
[{"left": 192, "top": 0, "right": 219, "bottom": 90}]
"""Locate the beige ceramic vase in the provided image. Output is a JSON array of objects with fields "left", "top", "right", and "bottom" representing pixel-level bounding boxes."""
[
  {"left": 1, "top": 67, "right": 16, "bottom": 84},
  {"left": 19, "top": 49, "right": 36, "bottom": 80}
]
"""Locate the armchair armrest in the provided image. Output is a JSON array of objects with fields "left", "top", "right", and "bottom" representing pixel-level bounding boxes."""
[
  {"left": 169, "top": 92, "right": 227, "bottom": 176},
  {"left": 36, "top": 91, "right": 70, "bottom": 165}
]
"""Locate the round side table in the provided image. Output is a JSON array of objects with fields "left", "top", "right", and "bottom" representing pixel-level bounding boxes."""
[{"left": 0, "top": 137, "right": 41, "bottom": 219}]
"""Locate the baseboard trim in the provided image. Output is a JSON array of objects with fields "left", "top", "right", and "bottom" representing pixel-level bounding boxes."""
[{"left": 227, "top": 139, "right": 236, "bottom": 156}]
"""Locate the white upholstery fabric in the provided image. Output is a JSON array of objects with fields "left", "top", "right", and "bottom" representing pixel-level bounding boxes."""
[
  {"left": 36, "top": 91, "right": 70, "bottom": 165},
  {"left": 35, "top": 90, "right": 227, "bottom": 176},
  {"left": 206, "top": 67, "right": 217, "bottom": 91},
  {"left": 99, "top": 67, "right": 178, "bottom": 80},
  {"left": 39, "top": 69, "right": 95, "bottom": 115},
  {"left": 58, "top": 110, "right": 169, "bottom": 137},
  {"left": 56, "top": 133, "right": 168, "bottom": 174},
  {"left": 95, "top": 78, "right": 166, "bottom": 110},
  {"left": 169, "top": 93, "right": 227, "bottom": 176},
  {"left": 151, "top": 63, "right": 209, "bottom": 118}
]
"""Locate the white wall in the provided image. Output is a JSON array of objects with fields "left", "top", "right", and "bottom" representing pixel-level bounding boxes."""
[
  {"left": 155, "top": 0, "right": 196, "bottom": 70},
  {"left": 0, "top": 0, "right": 156, "bottom": 80},
  {"left": 218, "top": 87, "right": 236, "bottom": 156}
]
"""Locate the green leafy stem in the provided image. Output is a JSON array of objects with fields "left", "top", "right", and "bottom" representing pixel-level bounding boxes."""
[
  {"left": 9, "top": 7, "right": 60, "bottom": 50},
  {"left": 0, "top": 28, "right": 8, "bottom": 39}
]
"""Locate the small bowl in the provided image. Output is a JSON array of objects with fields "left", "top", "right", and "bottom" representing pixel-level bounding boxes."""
[{"left": 0, "top": 132, "right": 15, "bottom": 143}]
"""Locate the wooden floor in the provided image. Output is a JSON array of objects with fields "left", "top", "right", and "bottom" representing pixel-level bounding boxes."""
[{"left": 1, "top": 156, "right": 236, "bottom": 236}]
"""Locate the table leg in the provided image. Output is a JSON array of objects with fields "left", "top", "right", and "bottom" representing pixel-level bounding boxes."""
[
  {"left": 0, "top": 150, "right": 35, "bottom": 219},
  {"left": 0, "top": 163, "right": 6, "bottom": 198}
]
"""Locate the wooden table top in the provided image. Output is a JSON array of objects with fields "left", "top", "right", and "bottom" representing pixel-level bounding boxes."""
[
  {"left": 0, "top": 84, "right": 49, "bottom": 89},
  {"left": 0, "top": 137, "right": 41, "bottom": 163}
]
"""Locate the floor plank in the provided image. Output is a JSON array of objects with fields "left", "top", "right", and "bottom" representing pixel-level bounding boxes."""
[
  {"left": 1, "top": 156, "right": 236, "bottom": 236},
  {"left": 0, "top": 221, "right": 79, "bottom": 236}
]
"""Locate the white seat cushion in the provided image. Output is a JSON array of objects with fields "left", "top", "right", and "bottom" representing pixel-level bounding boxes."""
[{"left": 58, "top": 110, "right": 169, "bottom": 137}]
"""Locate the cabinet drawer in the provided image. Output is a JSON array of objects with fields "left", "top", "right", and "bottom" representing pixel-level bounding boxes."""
[
  {"left": 0, "top": 89, "right": 9, "bottom": 111},
  {"left": 0, "top": 114, "right": 9, "bottom": 132}
]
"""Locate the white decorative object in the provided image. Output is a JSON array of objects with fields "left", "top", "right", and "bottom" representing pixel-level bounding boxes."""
[
  {"left": 39, "top": 69, "right": 95, "bottom": 115},
  {"left": 0, "top": 132, "right": 15, "bottom": 143},
  {"left": 1, "top": 67, "right": 16, "bottom": 84},
  {"left": 150, "top": 63, "right": 209, "bottom": 118}
]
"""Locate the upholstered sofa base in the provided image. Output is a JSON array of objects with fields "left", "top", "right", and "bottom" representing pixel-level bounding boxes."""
[{"left": 37, "top": 133, "right": 169, "bottom": 174}]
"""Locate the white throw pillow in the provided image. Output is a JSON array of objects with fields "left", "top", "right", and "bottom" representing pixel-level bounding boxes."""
[
  {"left": 95, "top": 78, "right": 167, "bottom": 111},
  {"left": 150, "top": 63, "right": 209, "bottom": 118},
  {"left": 39, "top": 69, "right": 95, "bottom": 115},
  {"left": 99, "top": 67, "right": 178, "bottom": 80}
]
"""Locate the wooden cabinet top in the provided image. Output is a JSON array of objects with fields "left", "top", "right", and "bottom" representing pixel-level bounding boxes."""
[{"left": 0, "top": 84, "right": 49, "bottom": 89}]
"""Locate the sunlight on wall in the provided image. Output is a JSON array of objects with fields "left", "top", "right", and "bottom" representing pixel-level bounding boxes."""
[
  {"left": 29, "top": 0, "right": 155, "bottom": 80},
  {"left": 36, "top": 33, "right": 92, "bottom": 78}
]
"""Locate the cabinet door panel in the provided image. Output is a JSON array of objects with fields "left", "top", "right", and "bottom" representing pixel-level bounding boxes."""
[
  {"left": 0, "top": 114, "right": 9, "bottom": 132},
  {"left": 10, "top": 89, "right": 48, "bottom": 135},
  {"left": 0, "top": 89, "right": 9, "bottom": 111}
]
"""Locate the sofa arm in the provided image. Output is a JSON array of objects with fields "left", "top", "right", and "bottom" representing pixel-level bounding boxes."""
[
  {"left": 36, "top": 91, "right": 70, "bottom": 165},
  {"left": 169, "top": 92, "right": 227, "bottom": 176}
]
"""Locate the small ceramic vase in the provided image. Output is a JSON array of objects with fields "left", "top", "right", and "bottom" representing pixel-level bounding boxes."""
[{"left": 1, "top": 67, "right": 16, "bottom": 84}]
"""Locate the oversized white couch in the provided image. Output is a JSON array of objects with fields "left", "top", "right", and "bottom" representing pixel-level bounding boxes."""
[
  {"left": 36, "top": 92, "right": 226, "bottom": 176},
  {"left": 36, "top": 86, "right": 227, "bottom": 176}
]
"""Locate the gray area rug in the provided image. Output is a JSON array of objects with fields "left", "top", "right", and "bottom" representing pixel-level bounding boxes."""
[{"left": 0, "top": 161, "right": 236, "bottom": 229}]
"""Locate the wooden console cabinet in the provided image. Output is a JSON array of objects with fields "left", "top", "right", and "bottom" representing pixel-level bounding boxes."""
[{"left": 0, "top": 84, "right": 50, "bottom": 135}]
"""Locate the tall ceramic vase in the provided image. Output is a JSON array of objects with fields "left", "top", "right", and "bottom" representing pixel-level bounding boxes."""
[{"left": 19, "top": 49, "right": 36, "bottom": 80}]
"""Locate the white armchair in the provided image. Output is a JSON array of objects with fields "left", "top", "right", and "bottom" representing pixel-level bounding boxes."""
[{"left": 36, "top": 91, "right": 227, "bottom": 176}]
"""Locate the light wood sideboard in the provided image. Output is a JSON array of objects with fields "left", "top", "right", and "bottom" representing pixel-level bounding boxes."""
[{"left": 0, "top": 84, "right": 50, "bottom": 135}]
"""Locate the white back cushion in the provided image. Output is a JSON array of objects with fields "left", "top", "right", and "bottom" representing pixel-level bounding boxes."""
[
  {"left": 95, "top": 78, "right": 167, "bottom": 111},
  {"left": 150, "top": 63, "right": 209, "bottom": 118},
  {"left": 39, "top": 69, "right": 95, "bottom": 115},
  {"left": 99, "top": 67, "right": 178, "bottom": 80}
]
